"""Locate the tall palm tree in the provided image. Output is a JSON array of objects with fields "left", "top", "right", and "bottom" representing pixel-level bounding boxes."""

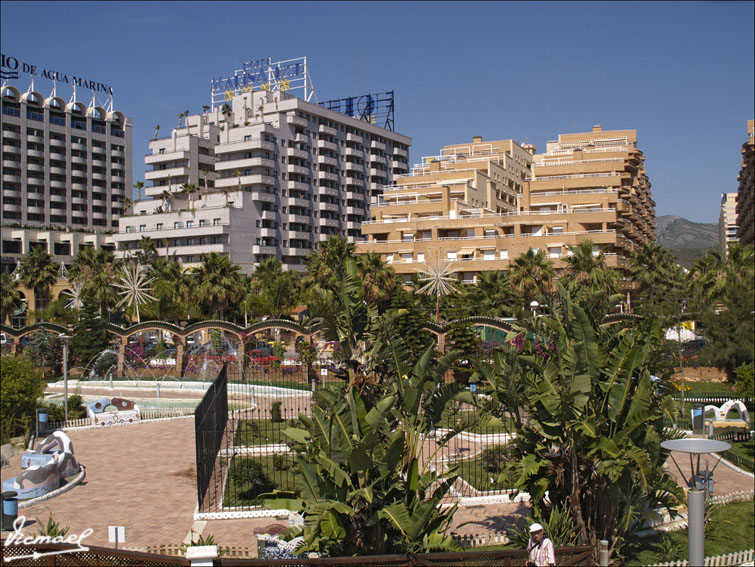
[
  {"left": 68, "top": 248, "right": 119, "bottom": 318},
  {"left": 460, "top": 270, "right": 512, "bottom": 318},
  {"left": 153, "top": 125, "right": 160, "bottom": 140},
  {"left": 181, "top": 182, "right": 199, "bottom": 210},
  {"left": 160, "top": 189, "right": 173, "bottom": 212},
  {"left": 304, "top": 235, "right": 357, "bottom": 291},
  {"left": 18, "top": 246, "right": 59, "bottom": 313},
  {"left": 136, "top": 235, "right": 157, "bottom": 264},
  {"left": 356, "top": 251, "right": 397, "bottom": 308},
  {"left": 243, "top": 258, "right": 299, "bottom": 320},
  {"left": 1, "top": 272, "right": 23, "bottom": 324},
  {"left": 221, "top": 104, "right": 232, "bottom": 142},
  {"left": 509, "top": 248, "right": 554, "bottom": 306},
  {"left": 190, "top": 252, "right": 244, "bottom": 320},
  {"left": 690, "top": 250, "right": 726, "bottom": 305},
  {"left": 563, "top": 239, "right": 619, "bottom": 298},
  {"left": 146, "top": 257, "right": 191, "bottom": 321},
  {"left": 133, "top": 181, "right": 144, "bottom": 202}
]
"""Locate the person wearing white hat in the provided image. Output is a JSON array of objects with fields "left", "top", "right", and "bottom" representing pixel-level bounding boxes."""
[{"left": 526, "top": 522, "right": 555, "bottom": 566}]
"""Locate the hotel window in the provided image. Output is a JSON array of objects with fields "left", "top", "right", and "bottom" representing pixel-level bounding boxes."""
[
  {"left": 483, "top": 250, "right": 496, "bottom": 261},
  {"left": 156, "top": 223, "right": 163, "bottom": 231},
  {"left": 186, "top": 256, "right": 193, "bottom": 262},
  {"left": 213, "top": 218, "right": 220, "bottom": 226},
  {"left": 447, "top": 252, "right": 457, "bottom": 261},
  {"left": 159, "top": 148, "right": 165, "bottom": 154},
  {"left": 199, "top": 219, "right": 206, "bottom": 227},
  {"left": 186, "top": 220, "right": 194, "bottom": 228},
  {"left": 500, "top": 250, "right": 509, "bottom": 260},
  {"left": 174, "top": 221, "right": 183, "bottom": 229},
  {"left": 551, "top": 226, "right": 564, "bottom": 234},
  {"left": 244, "top": 135, "right": 252, "bottom": 142},
  {"left": 139, "top": 225, "right": 146, "bottom": 232},
  {"left": 125, "top": 226, "right": 134, "bottom": 233},
  {"left": 417, "top": 253, "right": 425, "bottom": 263},
  {"left": 549, "top": 247, "right": 562, "bottom": 258},
  {"left": 187, "top": 238, "right": 194, "bottom": 246}
]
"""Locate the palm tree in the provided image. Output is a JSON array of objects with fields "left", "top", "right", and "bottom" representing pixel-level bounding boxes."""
[
  {"left": 690, "top": 250, "right": 726, "bottom": 305},
  {"left": 303, "top": 235, "right": 357, "bottom": 292},
  {"left": 459, "top": 270, "right": 512, "bottom": 318},
  {"left": 563, "top": 239, "right": 619, "bottom": 299},
  {"left": 177, "top": 112, "right": 184, "bottom": 129},
  {"left": 160, "top": 189, "right": 173, "bottom": 212},
  {"left": 153, "top": 125, "right": 160, "bottom": 140},
  {"left": 0, "top": 272, "right": 23, "bottom": 324},
  {"left": 146, "top": 258, "right": 191, "bottom": 321},
  {"left": 509, "top": 248, "right": 554, "bottom": 306},
  {"left": 242, "top": 258, "right": 299, "bottom": 320},
  {"left": 181, "top": 182, "right": 199, "bottom": 210},
  {"left": 202, "top": 168, "right": 210, "bottom": 200},
  {"left": 183, "top": 110, "right": 191, "bottom": 135},
  {"left": 190, "top": 252, "right": 244, "bottom": 320},
  {"left": 133, "top": 181, "right": 144, "bottom": 202},
  {"left": 18, "top": 246, "right": 59, "bottom": 313},
  {"left": 68, "top": 248, "right": 119, "bottom": 318},
  {"left": 221, "top": 104, "right": 232, "bottom": 142},
  {"left": 356, "top": 251, "right": 397, "bottom": 308},
  {"left": 136, "top": 235, "right": 157, "bottom": 264}
]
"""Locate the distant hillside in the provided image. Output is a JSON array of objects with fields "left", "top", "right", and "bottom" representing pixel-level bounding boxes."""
[{"left": 655, "top": 215, "right": 719, "bottom": 267}]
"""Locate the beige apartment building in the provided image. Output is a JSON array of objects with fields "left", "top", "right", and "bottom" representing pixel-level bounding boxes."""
[
  {"left": 357, "top": 126, "right": 654, "bottom": 283},
  {"left": 719, "top": 192, "right": 739, "bottom": 256},
  {"left": 735, "top": 120, "right": 754, "bottom": 246}
]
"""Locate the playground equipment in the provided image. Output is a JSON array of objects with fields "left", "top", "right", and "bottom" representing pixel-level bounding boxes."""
[{"left": 87, "top": 397, "right": 141, "bottom": 426}]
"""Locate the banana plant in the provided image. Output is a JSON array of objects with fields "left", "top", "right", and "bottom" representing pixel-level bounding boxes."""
[
  {"left": 477, "top": 284, "right": 684, "bottom": 559},
  {"left": 260, "top": 335, "right": 473, "bottom": 556}
]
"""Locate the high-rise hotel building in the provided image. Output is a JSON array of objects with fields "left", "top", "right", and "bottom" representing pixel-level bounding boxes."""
[
  {"left": 113, "top": 88, "right": 410, "bottom": 273},
  {"left": 0, "top": 83, "right": 130, "bottom": 273},
  {"left": 357, "top": 126, "right": 654, "bottom": 283},
  {"left": 719, "top": 192, "right": 739, "bottom": 256}
]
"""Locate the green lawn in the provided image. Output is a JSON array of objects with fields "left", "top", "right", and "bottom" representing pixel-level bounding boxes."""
[
  {"left": 455, "top": 447, "right": 516, "bottom": 492},
  {"left": 623, "top": 500, "right": 755, "bottom": 565},
  {"left": 439, "top": 410, "right": 513, "bottom": 434},
  {"left": 233, "top": 419, "right": 298, "bottom": 446},
  {"left": 222, "top": 455, "right": 296, "bottom": 507}
]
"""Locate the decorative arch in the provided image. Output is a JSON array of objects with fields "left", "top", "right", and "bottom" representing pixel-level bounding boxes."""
[
  {"left": 2, "top": 85, "right": 21, "bottom": 100},
  {"left": 87, "top": 106, "right": 106, "bottom": 120},
  {"left": 66, "top": 101, "right": 86, "bottom": 115},
  {"left": 22, "top": 91, "right": 44, "bottom": 105},
  {"left": 717, "top": 400, "right": 751, "bottom": 428},
  {"left": 107, "top": 110, "right": 125, "bottom": 125},
  {"left": 45, "top": 96, "right": 66, "bottom": 110}
]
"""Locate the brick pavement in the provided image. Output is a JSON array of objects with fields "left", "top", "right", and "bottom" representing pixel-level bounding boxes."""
[{"left": 1, "top": 418, "right": 752, "bottom": 556}]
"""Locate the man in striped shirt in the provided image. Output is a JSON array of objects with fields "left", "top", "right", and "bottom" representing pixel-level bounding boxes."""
[{"left": 527, "top": 523, "right": 556, "bottom": 567}]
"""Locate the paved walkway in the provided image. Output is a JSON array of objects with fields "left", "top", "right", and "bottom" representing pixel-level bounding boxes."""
[{"left": 1, "top": 418, "right": 752, "bottom": 557}]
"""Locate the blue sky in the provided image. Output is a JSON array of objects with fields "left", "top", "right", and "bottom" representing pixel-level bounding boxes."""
[{"left": 2, "top": 1, "right": 753, "bottom": 223}]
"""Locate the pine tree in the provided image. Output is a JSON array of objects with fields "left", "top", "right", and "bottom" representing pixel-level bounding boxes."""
[{"left": 69, "top": 299, "right": 112, "bottom": 368}]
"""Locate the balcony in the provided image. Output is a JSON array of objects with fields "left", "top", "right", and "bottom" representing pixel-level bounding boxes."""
[
  {"left": 317, "top": 139, "right": 338, "bottom": 152},
  {"left": 318, "top": 171, "right": 339, "bottom": 182},
  {"left": 26, "top": 149, "right": 44, "bottom": 159},
  {"left": 344, "top": 147, "right": 362, "bottom": 157},
  {"left": 319, "top": 124, "right": 338, "bottom": 137},
  {"left": 2, "top": 144, "right": 20, "bottom": 154},
  {"left": 2, "top": 188, "right": 21, "bottom": 198},
  {"left": 286, "top": 147, "right": 309, "bottom": 160},
  {"left": 2, "top": 173, "right": 21, "bottom": 183},
  {"left": 111, "top": 147, "right": 124, "bottom": 157},
  {"left": 3, "top": 131, "right": 21, "bottom": 140},
  {"left": 71, "top": 182, "right": 87, "bottom": 190},
  {"left": 71, "top": 142, "right": 87, "bottom": 151},
  {"left": 259, "top": 227, "right": 278, "bottom": 238},
  {"left": 92, "top": 211, "right": 107, "bottom": 220},
  {"left": 287, "top": 164, "right": 310, "bottom": 176},
  {"left": 288, "top": 214, "right": 311, "bottom": 224},
  {"left": 317, "top": 155, "right": 339, "bottom": 168},
  {"left": 252, "top": 245, "right": 278, "bottom": 255},
  {"left": 287, "top": 230, "right": 312, "bottom": 241},
  {"left": 317, "top": 201, "right": 339, "bottom": 213},
  {"left": 92, "top": 156, "right": 107, "bottom": 167},
  {"left": 345, "top": 191, "right": 364, "bottom": 201},
  {"left": 318, "top": 217, "right": 340, "bottom": 228},
  {"left": 92, "top": 172, "right": 107, "bottom": 181},
  {"left": 251, "top": 190, "right": 276, "bottom": 203},
  {"left": 71, "top": 197, "right": 88, "bottom": 205},
  {"left": 215, "top": 157, "right": 275, "bottom": 172},
  {"left": 2, "top": 159, "right": 19, "bottom": 169},
  {"left": 145, "top": 150, "right": 190, "bottom": 165},
  {"left": 260, "top": 210, "right": 278, "bottom": 221},
  {"left": 393, "top": 147, "right": 408, "bottom": 159},
  {"left": 70, "top": 155, "right": 87, "bottom": 165},
  {"left": 282, "top": 246, "right": 310, "bottom": 256},
  {"left": 345, "top": 161, "right": 363, "bottom": 171},
  {"left": 295, "top": 133, "right": 309, "bottom": 144},
  {"left": 288, "top": 181, "right": 311, "bottom": 192},
  {"left": 346, "top": 133, "right": 363, "bottom": 144},
  {"left": 49, "top": 179, "right": 66, "bottom": 188},
  {"left": 49, "top": 166, "right": 67, "bottom": 175},
  {"left": 319, "top": 186, "right": 340, "bottom": 198},
  {"left": 370, "top": 140, "right": 386, "bottom": 152},
  {"left": 346, "top": 221, "right": 361, "bottom": 230},
  {"left": 214, "top": 139, "right": 276, "bottom": 154},
  {"left": 345, "top": 206, "right": 363, "bottom": 215},
  {"left": 3, "top": 203, "right": 22, "bottom": 212},
  {"left": 288, "top": 196, "right": 309, "bottom": 208},
  {"left": 27, "top": 163, "right": 44, "bottom": 173},
  {"left": 145, "top": 166, "right": 189, "bottom": 180},
  {"left": 26, "top": 135, "right": 44, "bottom": 144},
  {"left": 215, "top": 174, "right": 276, "bottom": 188},
  {"left": 286, "top": 115, "right": 307, "bottom": 128}
]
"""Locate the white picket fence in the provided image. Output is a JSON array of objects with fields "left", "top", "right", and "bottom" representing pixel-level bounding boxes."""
[
  {"left": 454, "top": 531, "right": 510, "bottom": 548},
  {"left": 46, "top": 407, "right": 196, "bottom": 430},
  {"left": 650, "top": 548, "right": 754, "bottom": 566}
]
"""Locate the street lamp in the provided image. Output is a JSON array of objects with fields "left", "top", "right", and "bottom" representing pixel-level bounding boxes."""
[
  {"left": 660, "top": 438, "right": 731, "bottom": 566},
  {"left": 59, "top": 334, "right": 71, "bottom": 423},
  {"left": 530, "top": 300, "right": 539, "bottom": 318}
]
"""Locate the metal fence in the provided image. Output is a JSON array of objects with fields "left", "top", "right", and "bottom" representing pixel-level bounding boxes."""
[
  {"left": 195, "top": 364, "right": 229, "bottom": 513},
  {"left": 197, "top": 360, "right": 520, "bottom": 514}
]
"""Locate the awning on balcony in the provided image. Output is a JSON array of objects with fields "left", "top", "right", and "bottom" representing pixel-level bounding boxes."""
[{"left": 458, "top": 248, "right": 476, "bottom": 256}]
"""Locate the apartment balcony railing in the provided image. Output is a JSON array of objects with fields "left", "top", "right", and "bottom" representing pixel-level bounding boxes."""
[{"left": 362, "top": 208, "right": 617, "bottom": 225}]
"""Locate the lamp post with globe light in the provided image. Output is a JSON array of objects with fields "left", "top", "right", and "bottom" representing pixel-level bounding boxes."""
[{"left": 661, "top": 438, "right": 730, "bottom": 566}]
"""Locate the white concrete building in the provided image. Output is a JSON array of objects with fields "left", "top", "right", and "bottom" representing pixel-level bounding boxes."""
[
  {"left": 1, "top": 83, "right": 129, "bottom": 272},
  {"left": 114, "top": 88, "right": 411, "bottom": 273},
  {"left": 719, "top": 192, "right": 739, "bottom": 257}
]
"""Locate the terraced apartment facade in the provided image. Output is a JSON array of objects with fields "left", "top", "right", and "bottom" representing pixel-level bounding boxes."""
[{"left": 357, "top": 125, "right": 655, "bottom": 283}]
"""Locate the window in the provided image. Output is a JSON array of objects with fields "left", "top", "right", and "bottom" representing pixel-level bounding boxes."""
[
  {"left": 139, "top": 225, "right": 146, "bottom": 232},
  {"left": 199, "top": 219, "right": 206, "bottom": 227},
  {"left": 213, "top": 218, "right": 220, "bottom": 226},
  {"left": 187, "top": 238, "right": 194, "bottom": 246},
  {"left": 244, "top": 135, "right": 252, "bottom": 142},
  {"left": 174, "top": 221, "right": 183, "bottom": 229},
  {"left": 186, "top": 220, "right": 194, "bottom": 228},
  {"left": 156, "top": 223, "right": 163, "bottom": 231},
  {"left": 159, "top": 148, "right": 165, "bottom": 154},
  {"left": 447, "top": 252, "right": 457, "bottom": 261},
  {"left": 500, "top": 250, "right": 509, "bottom": 260},
  {"left": 125, "top": 226, "right": 134, "bottom": 233}
]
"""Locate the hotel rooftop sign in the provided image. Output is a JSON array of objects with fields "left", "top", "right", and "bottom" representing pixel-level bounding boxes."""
[
  {"left": 1, "top": 53, "right": 114, "bottom": 106},
  {"left": 210, "top": 56, "right": 314, "bottom": 109}
]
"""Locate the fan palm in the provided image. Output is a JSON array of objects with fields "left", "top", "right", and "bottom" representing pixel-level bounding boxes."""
[
  {"left": 190, "top": 252, "right": 244, "bottom": 320},
  {"left": 18, "top": 247, "right": 59, "bottom": 313},
  {"left": 356, "top": 251, "right": 397, "bottom": 308},
  {"left": 0, "top": 272, "right": 24, "bottom": 324},
  {"left": 68, "top": 248, "right": 119, "bottom": 318},
  {"left": 509, "top": 248, "right": 554, "bottom": 305}
]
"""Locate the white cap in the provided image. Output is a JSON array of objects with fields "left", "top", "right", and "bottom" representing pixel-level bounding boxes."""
[{"left": 529, "top": 522, "right": 544, "bottom": 533}]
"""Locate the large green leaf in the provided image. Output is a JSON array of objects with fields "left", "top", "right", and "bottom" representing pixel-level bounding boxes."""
[
  {"left": 320, "top": 510, "right": 346, "bottom": 540},
  {"left": 378, "top": 502, "right": 412, "bottom": 538}
]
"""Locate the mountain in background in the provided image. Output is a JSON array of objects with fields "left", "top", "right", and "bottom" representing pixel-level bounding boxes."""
[{"left": 655, "top": 215, "right": 719, "bottom": 267}]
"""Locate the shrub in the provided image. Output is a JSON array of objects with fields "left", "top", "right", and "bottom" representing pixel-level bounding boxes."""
[
  {"left": 272, "top": 453, "right": 291, "bottom": 471},
  {"left": 270, "top": 400, "right": 283, "bottom": 423},
  {"left": 1, "top": 356, "right": 45, "bottom": 444},
  {"left": 230, "top": 458, "right": 274, "bottom": 499}
]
